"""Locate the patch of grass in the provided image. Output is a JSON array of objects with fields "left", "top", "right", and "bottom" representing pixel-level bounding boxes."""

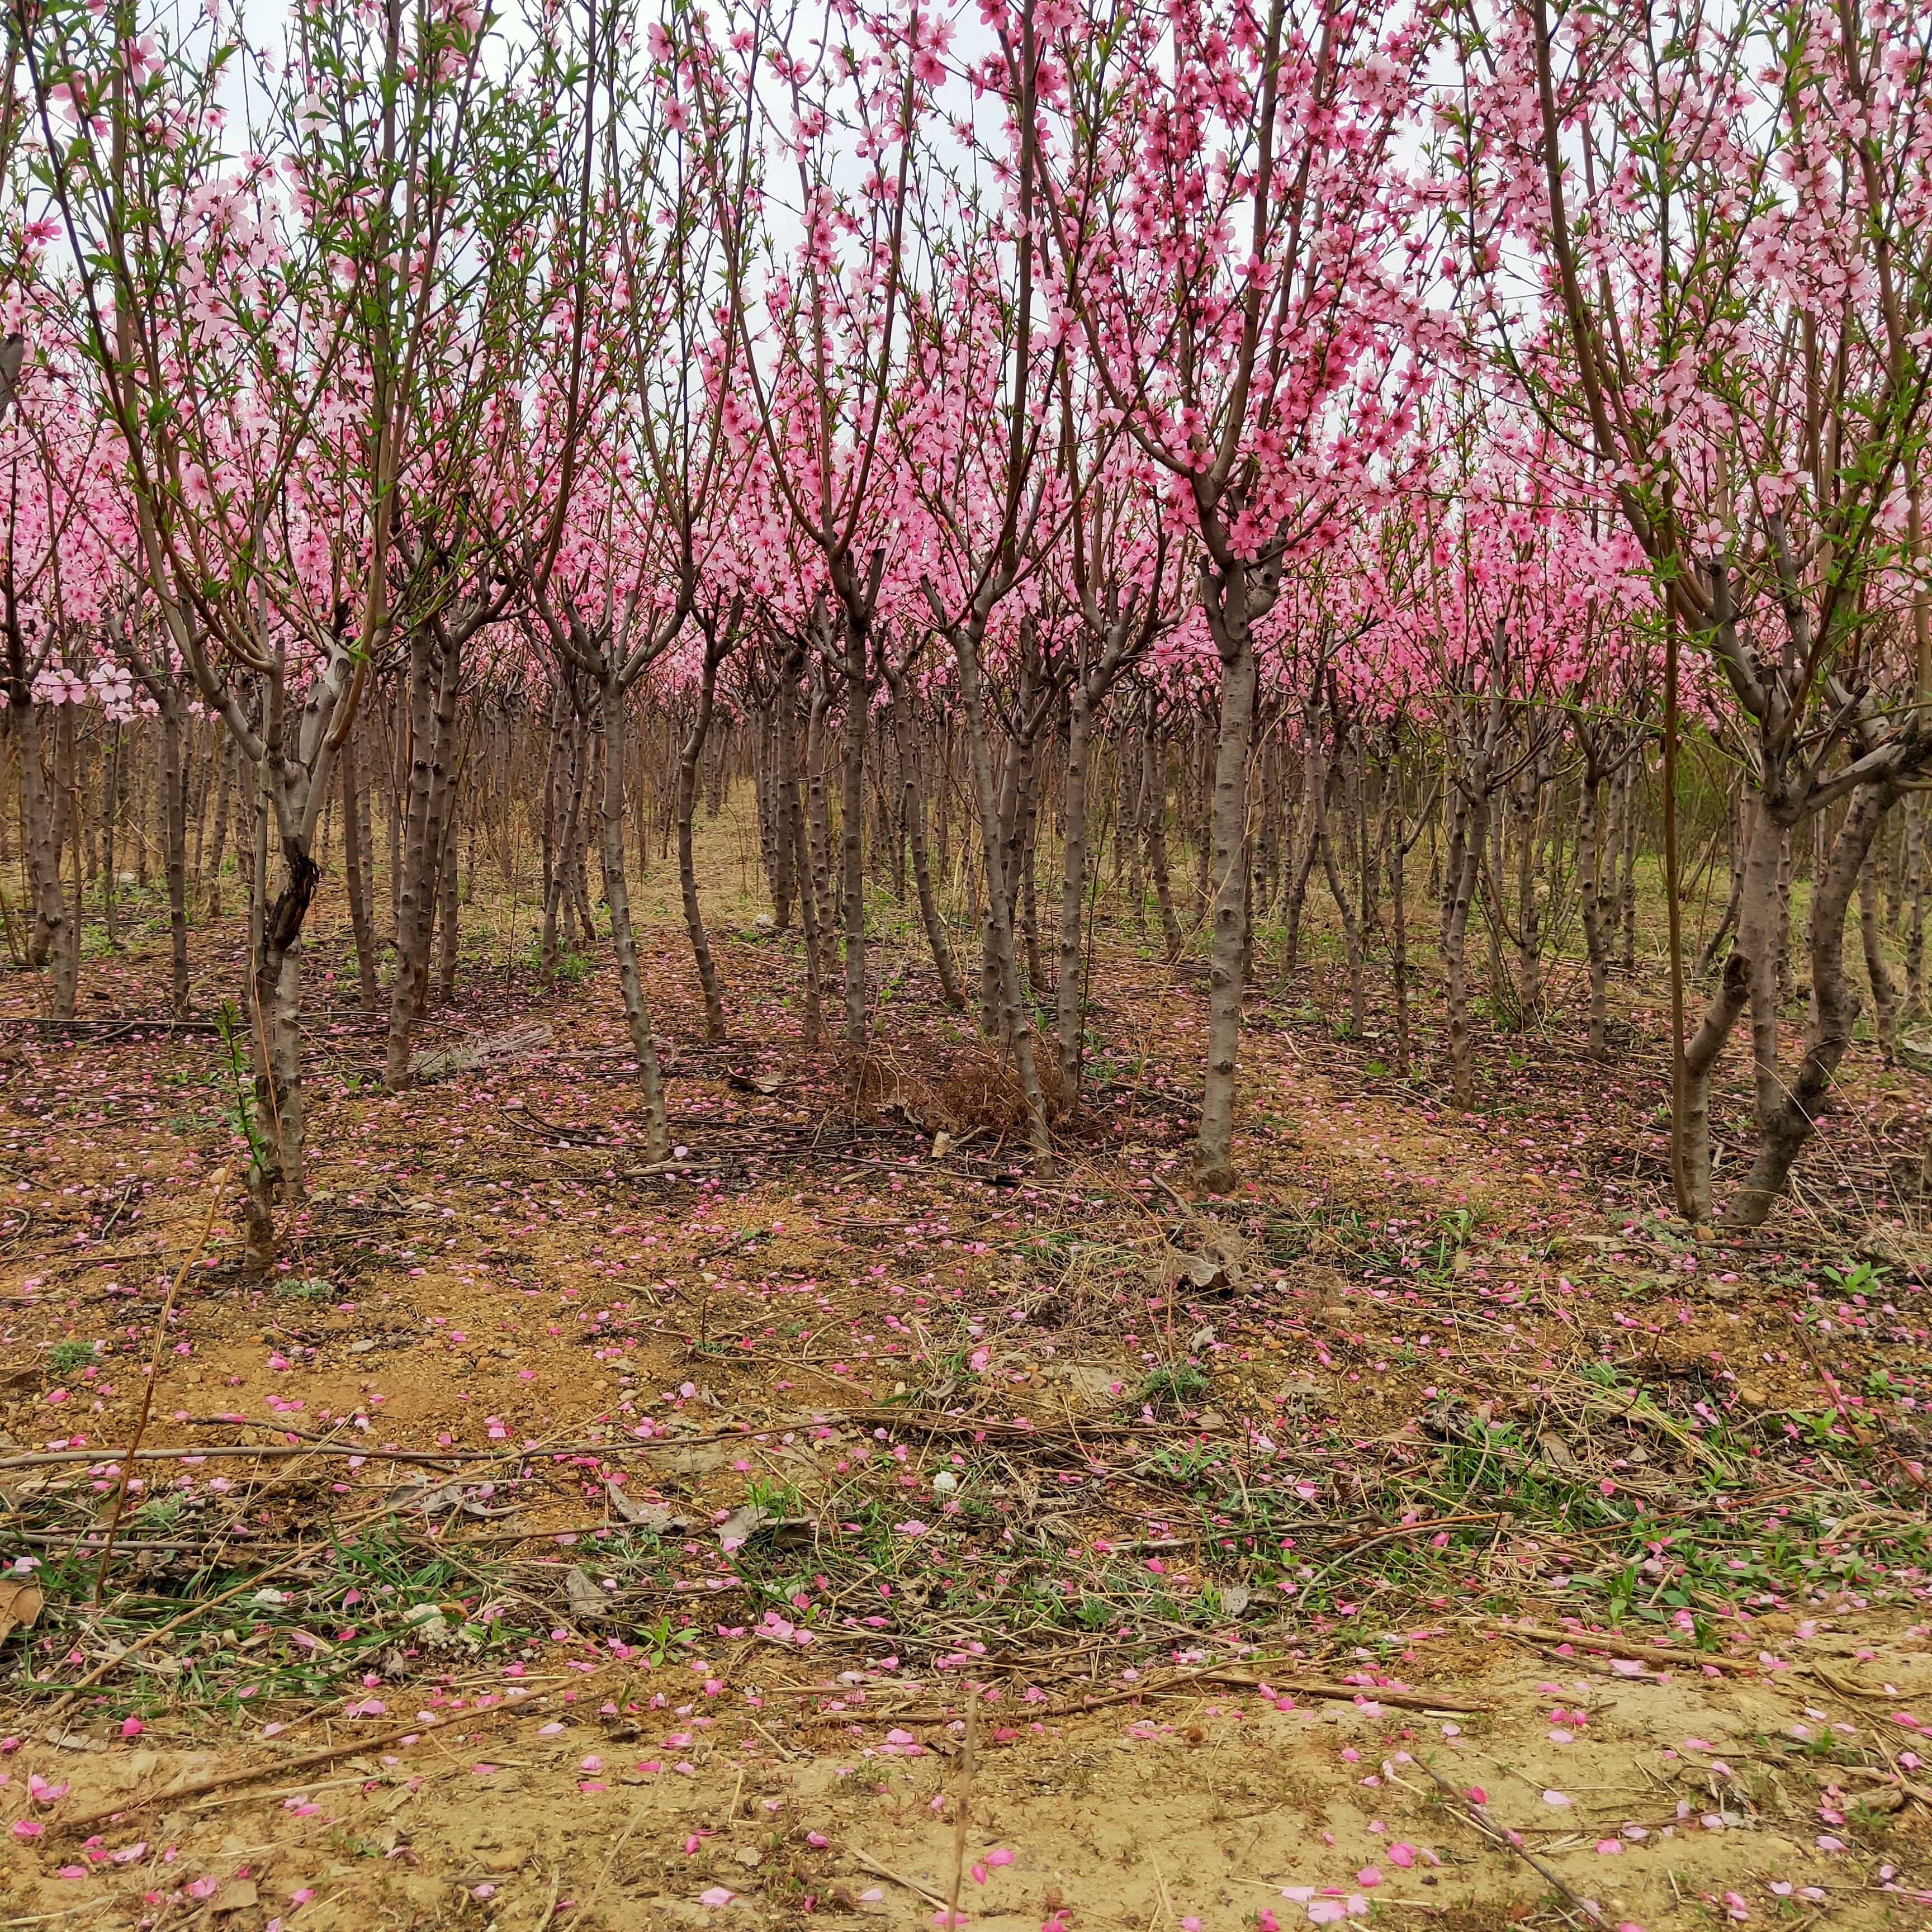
[{"left": 1137, "top": 1362, "right": 1210, "bottom": 1411}]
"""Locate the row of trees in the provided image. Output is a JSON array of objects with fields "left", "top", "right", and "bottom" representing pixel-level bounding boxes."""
[{"left": 2, "top": 0, "right": 1930, "bottom": 1243}]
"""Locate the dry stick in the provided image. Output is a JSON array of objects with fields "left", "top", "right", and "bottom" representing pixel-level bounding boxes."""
[
  {"left": 1197, "top": 1673, "right": 1486, "bottom": 1716},
  {"left": 1412, "top": 1755, "right": 1602, "bottom": 1925},
  {"left": 1490, "top": 1621, "right": 1759, "bottom": 1674},
  {"left": 842, "top": 1674, "right": 1485, "bottom": 1725},
  {"left": 945, "top": 1681, "right": 978, "bottom": 1931},
  {"left": 789, "top": 1654, "right": 1487, "bottom": 1725},
  {"left": 532, "top": 1867, "right": 563, "bottom": 1932},
  {"left": 92, "top": 1164, "right": 233, "bottom": 1604},
  {"left": 56, "top": 1661, "right": 624, "bottom": 1834},
  {"left": 0, "top": 1443, "right": 468, "bottom": 1474},
  {"left": 850, "top": 1849, "right": 948, "bottom": 1911}
]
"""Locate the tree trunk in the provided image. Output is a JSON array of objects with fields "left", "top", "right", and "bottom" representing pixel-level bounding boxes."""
[
  {"left": 1315, "top": 767, "right": 1365, "bottom": 1035},
  {"left": 953, "top": 624, "right": 1054, "bottom": 1175},
  {"left": 595, "top": 678, "right": 671, "bottom": 1162},
  {"left": 1578, "top": 759, "right": 1611, "bottom": 1058},
  {"left": 885, "top": 667, "right": 967, "bottom": 1009},
  {"left": 434, "top": 795, "right": 460, "bottom": 1008},
  {"left": 1390, "top": 797, "right": 1411, "bottom": 1078},
  {"left": 384, "top": 627, "right": 461, "bottom": 1087},
  {"left": 1514, "top": 765, "right": 1543, "bottom": 1024},
  {"left": 1442, "top": 790, "right": 1487, "bottom": 1110},
  {"left": 1727, "top": 783, "right": 1896, "bottom": 1225},
  {"left": 1196, "top": 631, "right": 1257, "bottom": 1192},
  {"left": 540, "top": 706, "right": 565, "bottom": 972},
  {"left": 158, "top": 697, "right": 189, "bottom": 1015},
  {"left": 1860, "top": 841, "right": 1897, "bottom": 1066},
  {"left": 1143, "top": 716, "right": 1183, "bottom": 964},
  {"left": 1056, "top": 682, "right": 1098, "bottom": 1109},
  {"left": 1278, "top": 744, "right": 1319, "bottom": 981},
  {"left": 1696, "top": 779, "right": 1746, "bottom": 977},
  {"left": 19, "top": 703, "right": 74, "bottom": 1014},
  {"left": 340, "top": 722, "right": 382, "bottom": 1011},
  {"left": 676, "top": 655, "right": 728, "bottom": 1045},
  {"left": 838, "top": 650, "right": 869, "bottom": 1055},
  {"left": 1906, "top": 792, "right": 1925, "bottom": 1015},
  {"left": 101, "top": 724, "right": 120, "bottom": 950},
  {"left": 1680, "top": 949, "right": 1752, "bottom": 1224},
  {"left": 51, "top": 707, "right": 82, "bottom": 1017},
  {"left": 1019, "top": 759, "right": 1045, "bottom": 999},
  {"left": 804, "top": 672, "right": 838, "bottom": 1001},
  {"left": 1617, "top": 755, "right": 1640, "bottom": 972},
  {"left": 208, "top": 728, "right": 234, "bottom": 920},
  {"left": 774, "top": 659, "right": 822, "bottom": 1041}
]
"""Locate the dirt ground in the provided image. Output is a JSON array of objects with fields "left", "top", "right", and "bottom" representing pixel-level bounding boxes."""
[
  {"left": 2, "top": 1616, "right": 1929, "bottom": 1931},
  {"left": 3, "top": 823, "right": 1932, "bottom": 1930}
]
